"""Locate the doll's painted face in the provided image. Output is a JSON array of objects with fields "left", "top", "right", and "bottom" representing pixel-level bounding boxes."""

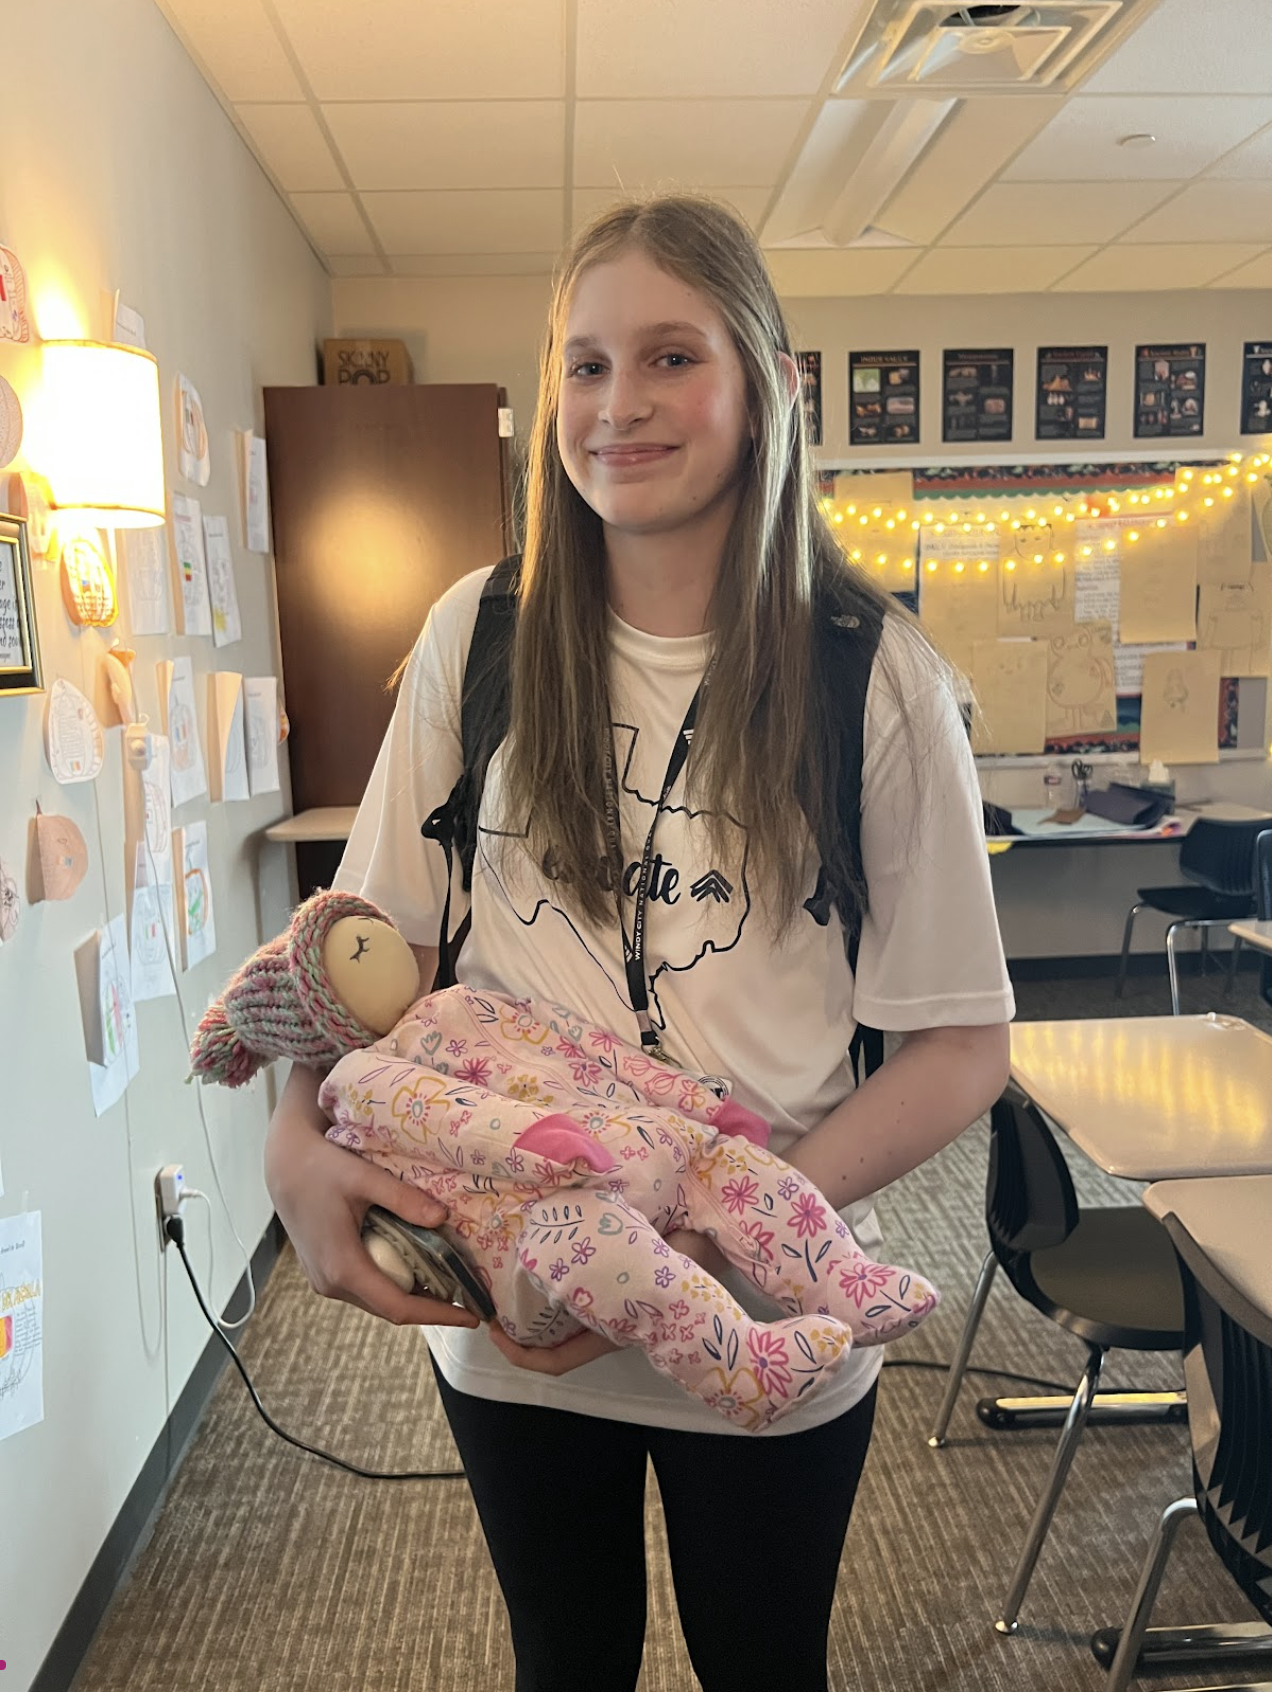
[{"left": 322, "top": 916, "right": 420, "bottom": 1035}]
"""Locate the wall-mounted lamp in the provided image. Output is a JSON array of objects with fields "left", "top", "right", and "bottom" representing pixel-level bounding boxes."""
[{"left": 39, "top": 340, "right": 165, "bottom": 529}]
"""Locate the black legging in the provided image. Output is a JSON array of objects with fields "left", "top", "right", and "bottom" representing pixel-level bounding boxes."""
[{"left": 432, "top": 1360, "right": 878, "bottom": 1693}]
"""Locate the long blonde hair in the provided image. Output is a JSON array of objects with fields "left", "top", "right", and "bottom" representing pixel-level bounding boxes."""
[{"left": 502, "top": 193, "right": 928, "bottom": 934}]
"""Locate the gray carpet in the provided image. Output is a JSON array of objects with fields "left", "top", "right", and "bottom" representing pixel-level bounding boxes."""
[{"left": 74, "top": 967, "right": 1270, "bottom": 1693}]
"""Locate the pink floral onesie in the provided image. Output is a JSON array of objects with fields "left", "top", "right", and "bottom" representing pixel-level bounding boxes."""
[{"left": 318, "top": 985, "right": 938, "bottom": 1431}]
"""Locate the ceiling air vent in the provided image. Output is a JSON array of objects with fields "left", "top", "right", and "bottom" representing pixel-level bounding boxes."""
[{"left": 836, "top": 0, "right": 1159, "bottom": 94}]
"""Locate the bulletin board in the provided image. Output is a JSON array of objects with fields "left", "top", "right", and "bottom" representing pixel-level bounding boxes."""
[{"left": 817, "top": 455, "right": 1272, "bottom": 764}]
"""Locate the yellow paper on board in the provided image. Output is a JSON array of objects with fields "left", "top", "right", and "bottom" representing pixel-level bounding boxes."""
[
  {"left": 833, "top": 471, "right": 916, "bottom": 592},
  {"left": 997, "top": 530, "right": 1075, "bottom": 635},
  {"left": 1196, "top": 560, "right": 1272, "bottom": 677},
  {"left": 1118, "top": 521, "right": 1198, "bottom": 643},
  {"left": 917, "top": 550, "right": 998, "bottom": 676},
  {"left": 1139, "top": 649, "right": 1222, "bottom": 764},
  {"left": 1044, "top": 621, "right": 1117, "bottom": 739},
  {"left": 1196, "top": 487, "right": 1252, "bottom": 588},
  {"left": 969, "top": 639, "right": 1048, "bottom": 754}
]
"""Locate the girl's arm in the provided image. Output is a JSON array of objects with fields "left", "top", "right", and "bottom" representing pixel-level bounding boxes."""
[{"left": 785, "top": 1022, "right": 1010, "bottom": 1211}]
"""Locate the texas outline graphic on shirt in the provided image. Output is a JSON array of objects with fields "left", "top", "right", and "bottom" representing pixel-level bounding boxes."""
[{"left": 476, "top": 721, "right": 752, "bottom": 1032}]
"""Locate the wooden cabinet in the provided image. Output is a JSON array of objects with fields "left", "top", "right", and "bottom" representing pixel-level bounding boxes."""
[{"left": 263, "top": 382, "right": 513, "bottom": 818}]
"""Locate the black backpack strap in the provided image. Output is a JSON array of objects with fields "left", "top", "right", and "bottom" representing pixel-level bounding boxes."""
[
  {"left": 420, "top": 556, "right": 521, "bottom": 989},
  {"left": 809, "top": 582, "right": 886, "bottom": 1084}
]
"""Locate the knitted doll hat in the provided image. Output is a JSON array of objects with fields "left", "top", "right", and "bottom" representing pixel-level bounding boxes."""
[{"left": 190, "top": 889, "right": 398, "bottom": 1088}]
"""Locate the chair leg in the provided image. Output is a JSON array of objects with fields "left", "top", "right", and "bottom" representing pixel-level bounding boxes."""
[
  {"left": 1105, "top": 1496, "right": 1199, "bottom": 1690},
  {"left": 1226, "top": 933, "right": 1242, "bottom": 996},
  {"left": 928, "top": 1249, "right": 997, "bottom": 1448},
  {"left": 996, "top": 1345, "right": 1105, "bottom": 1636},
  {"left": 1116, "top": 903, "right": 1145, "bottom": 999},
  {"left": 1166, "top": 921, "right": 1185, "bottom": 1016}
]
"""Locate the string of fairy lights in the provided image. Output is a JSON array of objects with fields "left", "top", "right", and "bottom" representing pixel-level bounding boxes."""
[{"left": 821, "top": 449, "right": 1272, "bottom": 579}]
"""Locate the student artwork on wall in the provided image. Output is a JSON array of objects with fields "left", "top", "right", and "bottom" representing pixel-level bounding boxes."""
[
  {"left": 173, "top": 819, "right": 216, "bottom": 969},
  {"left": 202, "top": 515, "right": 242, "bottom": 647},
  {"left": 850, "top": 350, "right": 919, "bottom": 447},
  {"left": 943, "top": 349, "right": 1013, "bottom": 444},
  {"left": 43, "top": 677, "right": 104, "bottom": 784},
  {"left": 0, "top": 855, "right": 19, "bottom": 942},
  {"left": 170, "top": 492, "right": 212, "bottom": 637},
  {"left": 1139, "top": 648, "right": 1223, "bottom": 764},
  {"left": 120, "top": 524, "right": 172, "bottom": 637},
  {"left": 970, "top": 638, "right": 1048, "bottom": 753},
  {"left": 244, "top": 676, "right": 282, "bottom": 794},
  {"left": 0, "top": 1212, "right": 44, "bottom": 1445},
  {"left": 796, "top": 352, "right": 822, "bottom": 447},
  {"left": 123, "top": 732, "right": 176, "bottom": 1000},
  {"left": 207, "top": 672, "right": 250, "bottom": 801},
  {"left": 30, "top": 806, "right": 89, "bottom": 903},
  {"left": 239, "top": 429, "right": 271, "bottom": 553},
  {"left": 177, "top": 374, "right": 210, "bottom": 485},
  {"left": 75, "top": 914, "right": 141, "bottom": 1116},
  {"left": 157, "top": 656, "right": 208, "bottom": 807},
  {"left": 1240, "top": 342, "right": 1272, "bottom": 435},
  {"left": 0, "top": 244, "right": 32, "bottom": 343},
  {"left": 1036, "top": 347, "right": 1107, "bottom": 441},
  {"left": 129, "top": 842, "right": 176, "bottom": 1002},
  {"left": 0, "top": 373, "right": 23, "bottom": 468},
  {"left": 1045, "top": 622, "right": 1117, "bottom": 738},
  {"left": 1133, "top": 344, "right": 1205, "bottom": 439}
]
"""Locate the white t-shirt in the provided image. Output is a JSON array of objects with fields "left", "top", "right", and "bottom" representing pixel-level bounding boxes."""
[{"left": 335, "top": 565, "right": 1015, "bottom": 1436}]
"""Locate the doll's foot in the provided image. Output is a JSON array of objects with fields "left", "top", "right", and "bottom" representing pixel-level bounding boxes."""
[{"left": 656, "top": 1314, "right": 853, "bottom": 1433}]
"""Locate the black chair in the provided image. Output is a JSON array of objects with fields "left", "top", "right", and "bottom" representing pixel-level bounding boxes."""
[
  {"left": 1115, "top": 816, "right": 1272, "bottom": 1016},
  {"left": 1098, "top": 1214, "right": 1272, "bottom": 1690},
  {"left": 928, "top": 1089, "right": 1185, "bottom": 1636},
  {"left": 1255, "top": 828, "right": 1272, "bottom": 1011}
]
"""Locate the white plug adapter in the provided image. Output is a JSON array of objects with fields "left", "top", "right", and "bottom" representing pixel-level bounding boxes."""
[{"left": 156, "top": 1164, "right": 186, "bottom": 1222}]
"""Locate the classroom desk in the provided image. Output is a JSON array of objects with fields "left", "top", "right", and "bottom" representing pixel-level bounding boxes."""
[
  {"left": 1142, "top": 1175, "right": 1272, "bottom": 1317},
  {"left": 1229, "top": 917, "right": 1272, "bottom": 957},
  {"left": 986, "top": 798, "right": 1271, "bottom": 849},
  {"left": 1009, "top": 1014, "right": 1272, "bottom": 1180}
]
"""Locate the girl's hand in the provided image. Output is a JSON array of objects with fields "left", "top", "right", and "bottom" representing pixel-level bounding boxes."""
[
  {"left": 487, "top": 1322, "right": 619, "bottom": 1375},
  {"left": 487, "top": 1227, "right": 726, "bottom": 1375},
  {"left": 266, "top": 1064, "right": 481, "bottom": 1331}
]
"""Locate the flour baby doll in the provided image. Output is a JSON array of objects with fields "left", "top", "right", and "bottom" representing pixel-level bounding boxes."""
[{"left": 192, "top": 890, "right": 939, "bottom": 1432}]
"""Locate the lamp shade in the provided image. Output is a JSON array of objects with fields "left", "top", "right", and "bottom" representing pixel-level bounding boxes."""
[{"left": 39, "top": 340, "right": 165, "bottom": 528}]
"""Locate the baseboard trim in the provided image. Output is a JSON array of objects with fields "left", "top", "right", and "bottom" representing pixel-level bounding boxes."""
[
  {"left": 34, "top": 1214, "right": 287, "bottom": 1694},
  {"left": 1007, "top": 951, "right": 1266, "bottom": 982}
]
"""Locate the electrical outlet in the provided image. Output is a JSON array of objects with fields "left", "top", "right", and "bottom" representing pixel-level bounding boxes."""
[{"left": 155, "top": 1164, "right": 185, "bottom": 1234}]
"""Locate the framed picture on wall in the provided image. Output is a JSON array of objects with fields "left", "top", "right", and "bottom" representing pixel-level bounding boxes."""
[{"left": 0, "top": 512, "right": 42, "bottom": 697}]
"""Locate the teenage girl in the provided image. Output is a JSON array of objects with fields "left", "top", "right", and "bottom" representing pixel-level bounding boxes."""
[{"left": 266, "top": 194, "right": 1014, "bottom": 1693}]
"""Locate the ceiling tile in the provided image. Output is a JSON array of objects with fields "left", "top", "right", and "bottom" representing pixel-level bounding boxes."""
[
  {"left": 288, "top": 191, "right": 375, "bottom": 253},
  {"left": 1082, "top": 0, "right": 1272, "bottom": 95},
  {"left": 325, "top": 255, "right": 390, "bottom": 276},
  {"left": 571, "top": 186, "right": 771, "bottom": 232},
  {"left": 942, "top": 180, "right": 1183, "bottom": 247},
  {"left": 268, "top": 0, "right": 564, "bottom": 100},
  {"left": 573, "top": 100, "right": 808, "bottom": 190},
  {"left": 764, "top": 248, "right": 919, "bottom": 297},
  {"left": 322, "top": 102, "right": 565, "bottom": 191},
  {"left": 576, "top": 0, "right": 869, "bottom": 98},
  {"left": 363, "top": 189, "right": 563, "bottom": 254},
  {"left": 1206, "top": 250, "right": 1272, "bottom": 289},
  {"left": 895, "top": 246, "right": 1097, "bottom": 295},
  {"left": 876, "top": 95, "right": 1067, "bottom": 245},
  {"left": 1002, "top": 96, "right": 1272, "bottom": 182},
  {"left": 1209, "top": 124, "right": 1272, "bottom": 179},
  {"left": 235, "top": 103, "right": 344, "bottom": 191},
  {"left": 1058, "top": 243, "right": 1268, "bottom": 290},
  {"left": 1123, "top": 179, "right": 1272, "bottom": 243},
  {"left": 157, "top": 0, "right": 303, "bottom": 100},
  {"left": 389, "top": 254, "right": 558, "bottom": 277}
]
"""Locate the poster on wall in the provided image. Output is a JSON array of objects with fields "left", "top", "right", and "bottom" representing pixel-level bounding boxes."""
[
  {"left": 849, "top": 350, "right": 919, "bottom": 447},
  {"left": 796, "top": 352, "right": 822, "bottom": 446},
  {"left": 1133, "top": 342, "right": 1205, "bottom": 438},
  {"left": 0, "top": 1212, "right": 43, "bottom": 1443},
  {"left": 1036, "top": 346, "right": 1107, "bottom": 441},
  {"left": 942, "top": 349, "right": 1013, "bottom": 444},
  {"left": 1240, "top": 341, "right": 1272, "bottom": 434}
]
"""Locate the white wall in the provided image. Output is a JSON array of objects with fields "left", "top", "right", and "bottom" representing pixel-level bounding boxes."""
[{"left": 0, "top": 3, "right": 331, "bottom": 1686}]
